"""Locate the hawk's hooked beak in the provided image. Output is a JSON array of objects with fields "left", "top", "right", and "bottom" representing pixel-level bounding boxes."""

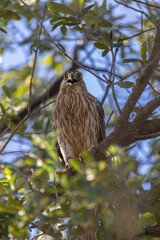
[{"left": 67, "top": 76, "right": 78, "bottom": 84}]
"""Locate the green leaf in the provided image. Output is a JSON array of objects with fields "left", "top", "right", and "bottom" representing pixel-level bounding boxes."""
[
  {"left": 94, "top": 1, "right": 98, "bottom": 12},
  {"left": 63, "top": 21, "right": 79, "bottom": 26},
  {"left": 102, "top": 49, "right": 109, "bottom": 57},
  {"left": 118, "top": 81, "right": 134, "bottom": 88},
  {"left": 7, "top": 10, "right": 20, "bottom": 20},
  {"left": 61, "top": 25, "right": 67, "bottom": 35},
  {"left": 0, "top": 27, "right": 7, "bottom": 33},
  {"left": 50, "top": 16, "right": 76, "bottom": 25},
  {"left": 0, "top": 204, "right": 21, "bottom": 214},
  {"left": 2, "top": 85, "right": 11, "bottom": 98},
  {"left": 122, "top": 58, "right": 142, "bottom": 63},
  {"left": 99, "top": 0, "right": 107, "bottom": 15},
  {"left": 2, "top": 16, "right": 7, "bottom": 27},
  {"left": 2, "top": 0, "right": 10, "bottom": 7},
  {"left": 78, "top": 4, "right": 94, "bottom": 16},
  {"left": 84, "top": 4, "right": 94, "bottom": 10},
  {"left": 103, "top": 33, "right": 112, "bottom": 46},
  {"left": 48, "top": 3, "right": 75, "bottom": 15},
  {"left": 0, "top": 8, "right": 7, "bottom": 16},
  {"left": 94, "top": 42, "right": 107, "bottom": 50},
  {"left": 51, "top": 21, "right": 64, "bottom": 31},
  {"left": 70, "top": 158, "right": 83, "bottom": 173}
]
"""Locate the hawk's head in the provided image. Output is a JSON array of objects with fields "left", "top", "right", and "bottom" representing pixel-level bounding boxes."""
[
  {"left": 60, "top": 71, "right": 87, "bottom": 92},
  {"left": 64, "top": 71, "right": 82, "bottom": 85}
]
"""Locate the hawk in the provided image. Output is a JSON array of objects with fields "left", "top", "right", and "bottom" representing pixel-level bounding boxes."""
[{"left": 52, "top": 71, "right": 105, "bottom": 166}]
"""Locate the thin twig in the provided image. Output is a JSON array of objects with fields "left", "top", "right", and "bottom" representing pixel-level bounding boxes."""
[
  {"left": 111, "top": 47, "right": 118, "bottom": 81},
  {"left": 116, "top": 66, "right": 143, "bottom": 83},
  {"left": 31, "top": 233, "right": 44, "bottom": 240},
  {"left": 39, "top": 99, "right": 56, "bottom": 110},
  {"left": 83, "top": 65, "right": 121, "bottom": 78},
  {"left": 1, "top": 130, "right": 52, "bottom": 141},
  {"left": 0, "top": 115, "right": 29, "bottom": 154},
  {"left": 101, "top": 85, "right": 111, "bottom": 105},
  {"left": 106, "top": 110, "right": 114, "bottom": 127},
  {"left": 148, "top": 82, "right": 160, "bottom": 95},
  {"left": 114, "top": 0, "right": 158, "bottom": 27},
  {"left": 0, "top": 150, "right": 27, "bottom": 155},
  {"left": 141, "top": 12, "right": 144, "bottom": 32},
  {"left": 132, "top": 0, "right": 160, "bottom": 9},
  {"left": 0, "top": 5, "right": 47, "bottom": 154},
  {"left": 111, "top": 85, "right": 121, "bottom": 114},
  {"left": 120, "top": 27, "right": 156, "bottom": 41},
  {"left": 109, "top": 46, "right": 121, "bottom": 114}
]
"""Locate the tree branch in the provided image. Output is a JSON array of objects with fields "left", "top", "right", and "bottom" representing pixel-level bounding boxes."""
[
  {"left": 136, "top": 119, "right": 160, "bottom": 140},
  {"left": 120, "top": 27, "right": 156, "bottom": 41},
  {"left": 132, "top": 0, "right": 160, "bottom": 9},
  {"left": 91, "top": 119, "right": 160, "bottom": 159},
  {"left": 133, "top": 96, "right": 160, "bottom": 126},
  {"left": 149, "top": 82, "right": 160, "bottom": 95},
  {"left": 115, "top": 21, "right": 160, "bottom": 131}
]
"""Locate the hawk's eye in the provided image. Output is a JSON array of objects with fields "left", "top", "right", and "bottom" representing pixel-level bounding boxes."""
[
  {"left": 77, "top": 73, "right": 82, "bottom": 80},
  {"left": 64, "top": 73, "right": 68, "bottom": 80}
]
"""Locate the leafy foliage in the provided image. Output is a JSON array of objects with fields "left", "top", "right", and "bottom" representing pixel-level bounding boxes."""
[
  {"left": 0, "top": 145, "right": 160, "bottom": 239},
  {"left": 0, "top": 0, "right": 160, "bottom": 239}
]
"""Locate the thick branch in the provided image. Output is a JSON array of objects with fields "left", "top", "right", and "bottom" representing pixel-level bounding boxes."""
[
  {"left": 136, "top": 119, "right": 160, "bottom": 140},
  {"left": 134, "top": 96, "right": 160, "bottom": 126},
  {"left": 91, "top": 119, "right": 160, "bottom": 159},
  {"left": 115, "top": 22, "right": 160, "bottom": 130}
]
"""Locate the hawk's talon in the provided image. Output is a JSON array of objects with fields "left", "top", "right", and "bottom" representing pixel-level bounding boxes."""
[
  {"left": 65, "top": 162, "right": 71, "bottom": 169},
  {"left": 79, "top": 156, "right": 83, "bottom": 162}
]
